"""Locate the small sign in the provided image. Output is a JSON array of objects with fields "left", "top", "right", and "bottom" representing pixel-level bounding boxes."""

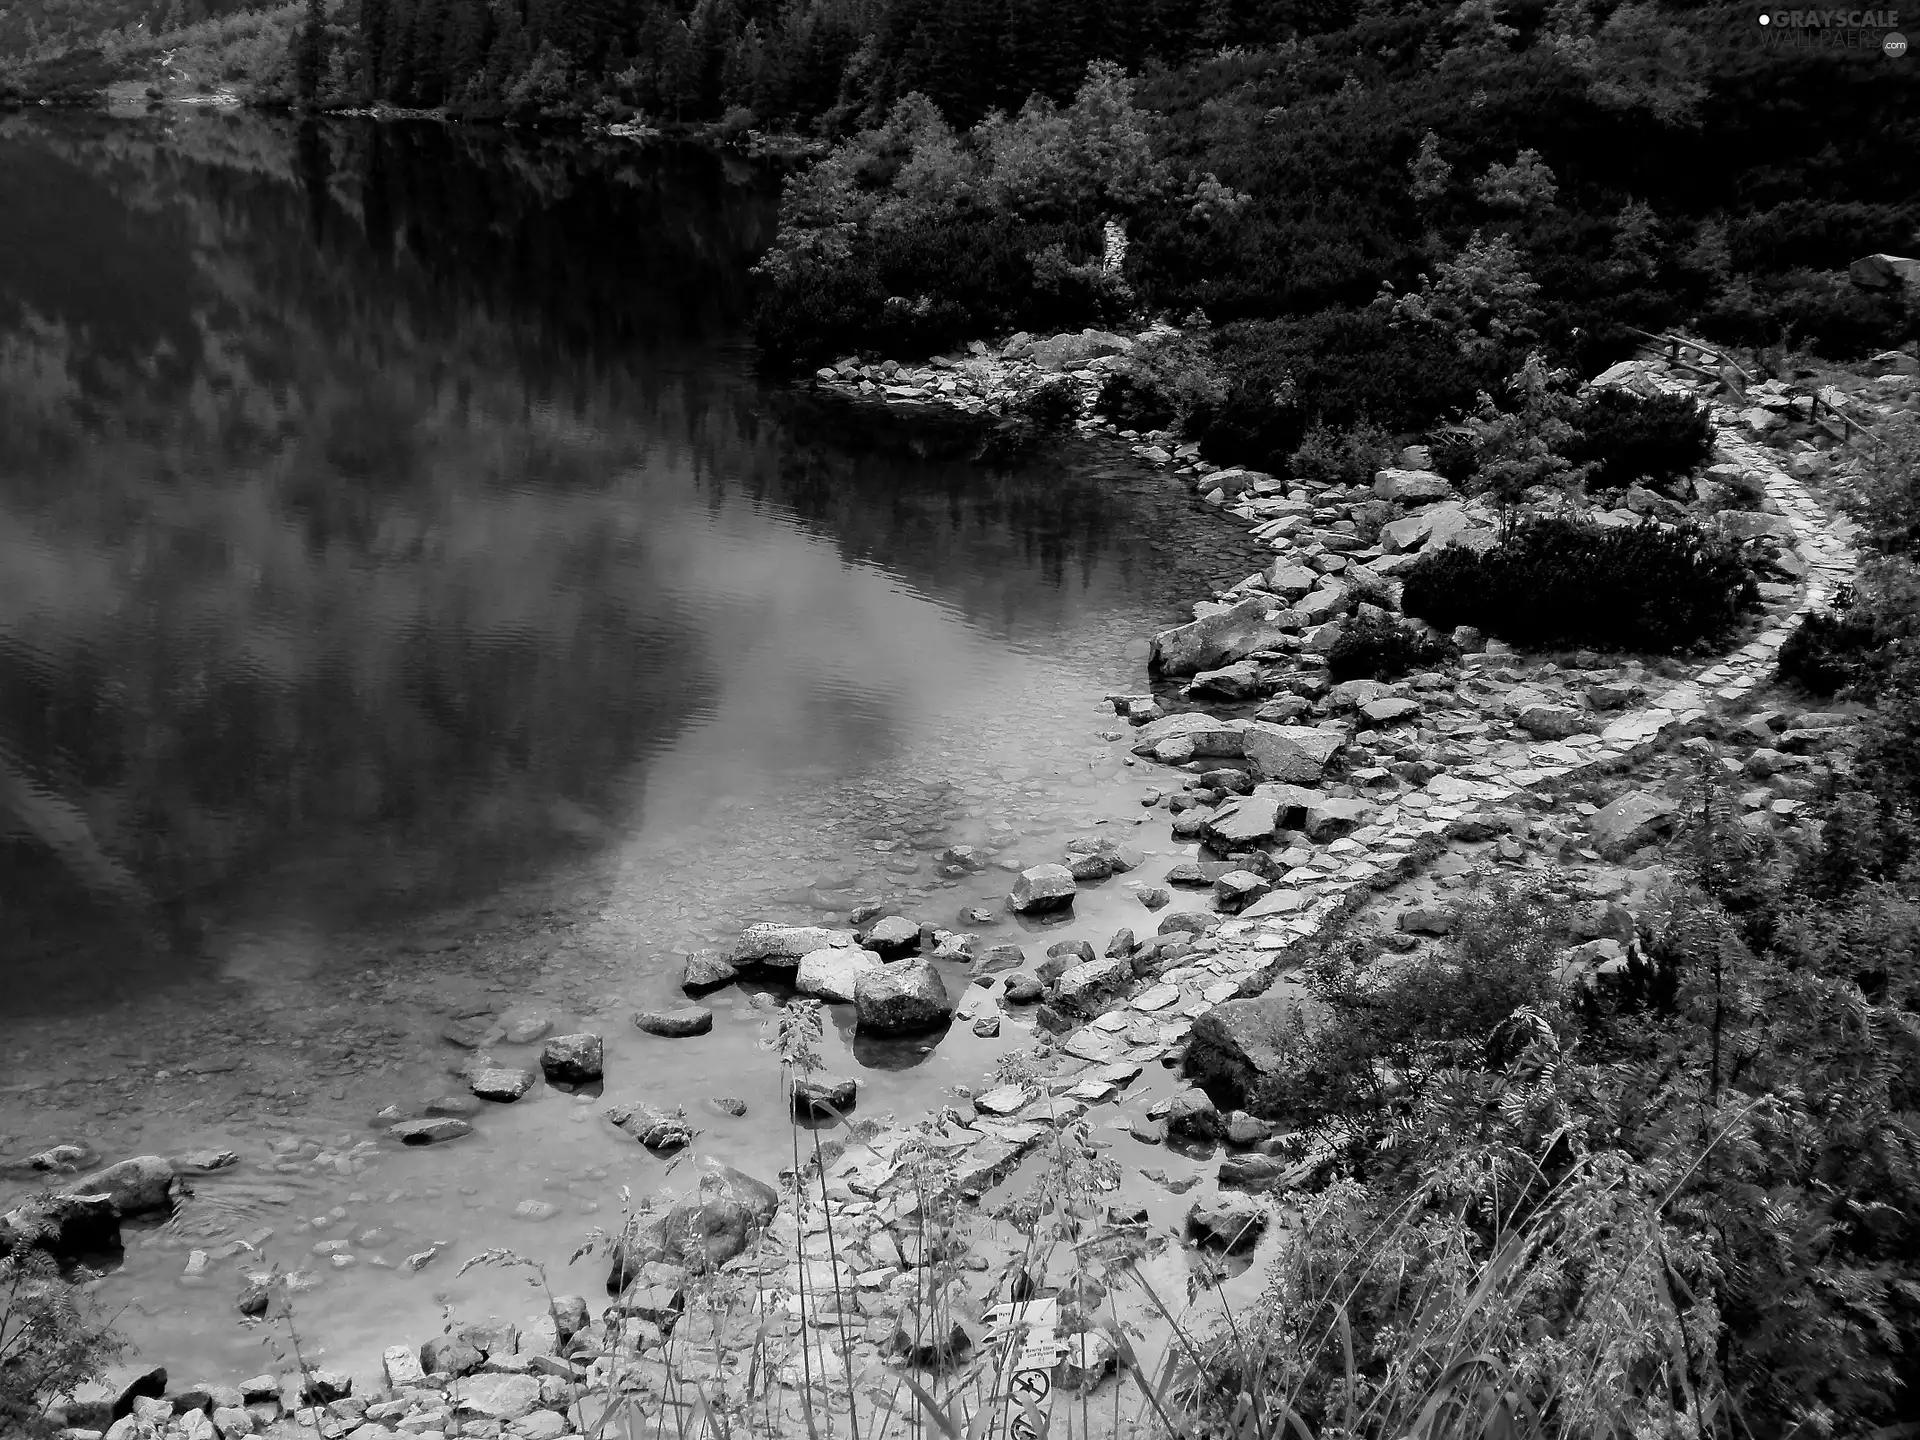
[{"left": 987, "top": 1294, "right": 1064, "bottom": 1438}]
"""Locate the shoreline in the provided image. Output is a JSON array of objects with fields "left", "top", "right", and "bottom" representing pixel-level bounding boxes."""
[{"left": 12, "top": 328, "right": 1898, "bottom": 1438}]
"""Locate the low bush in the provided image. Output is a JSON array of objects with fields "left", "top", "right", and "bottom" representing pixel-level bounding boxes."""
[
  {"left": 1006, "top": 375, "right": 1079, "bottom": 430},
  {"left": 754, "top": 213, "right": 1115, "bottom": 365},
  {"left": 1196, "top": 308, "right": 1486, "bottom": 474},
  {"left": 1776, "top": 585, "right": 1879, "bottom": 696},
  {"left": 1325, "top": 610, "right": 1457, "bottom": 683},
  {"left": 1287, "top": 420, "right": 1394, "bottom": 490},
  {"left": 1089, "top": 322, "right": 1225, "bottom": 434},
  {"left": 1566, "top": 386, "right": 1715, "bottom": 493},
  {"left": 1425, "top": 423, "right": 1478, "bottom": 485},
  {"left": 1400, "top": 516, "right": 1758, "bottom": 653}
]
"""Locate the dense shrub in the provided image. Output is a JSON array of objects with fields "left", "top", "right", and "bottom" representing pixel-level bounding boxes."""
[
  {"left": 1089, "top": 323, "right": 1225, "bottom": 434},
  {"left": 754, "top": 213, "right": 1114, "bottom": 365},
  {"left": 1566, "top": 386, "right": 1715, "bottom": 493},
  {"left": 1287, "top": 420, "right": 1394, "bottom": 490},
  {"left": 1401, "top": 516, "right": 1758, "bottom": 652},
  {"left": 1777, "top": 586, "right": 1879, "bottom": 697},
  {"left": 1260, "top": 884, "right": 1574, "bottom": 1126},
  {"left": 1007, "top": 375, "right": 1080, "bottom": 430},
  {"left": 1195, "top": 308, "right": 1483, "bottom": 473},
  {"left": 1325, "top": 611, "right": 1457, "bottom": 683},
  {"left": 1700, "top": 269, "right": 1918, "bottom": 360},
  {"left": 1425, "top": 423, "right": 1478, "bottom": 485}
]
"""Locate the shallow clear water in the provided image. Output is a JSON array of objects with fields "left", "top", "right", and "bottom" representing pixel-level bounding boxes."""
[{"left": 0, "top": 111, "right": 1265, "bottom": 1386}]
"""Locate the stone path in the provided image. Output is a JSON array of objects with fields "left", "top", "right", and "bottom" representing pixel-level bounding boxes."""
[{"left": 812, "top": 368, "right": 1861, "bottom": 1226}]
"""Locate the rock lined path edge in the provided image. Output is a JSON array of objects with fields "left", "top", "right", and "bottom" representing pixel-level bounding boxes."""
[{"left": 844, "top": 379, "right": 1862, "bottom": 1197}]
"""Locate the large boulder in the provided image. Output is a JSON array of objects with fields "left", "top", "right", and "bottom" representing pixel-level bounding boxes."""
[
  {"left": 1130, "top": 712, "right": 1246, "bottom": 760},
  {"left": 1008, "top": 864, "right": 1076, "bottom": 914},
  {"left": 61, "top": 1157, "right": 184, "bottom": 1218},
  {"left": 1373, "top": 468, "right": 1457, "bottom": 504},
  {"left": 1025, "top": 329, "right": 1133, "bottom": 370},
  {"left": 1200, "top": 783, "right": 1316, "bottom": 848},
  {"left": 795, "top": 946, "right": 886, "bottom": 1003},
  {"left": 450, "top": 1373, "right": 543, "bottom": 1423},
  {"left": 854, "top": 961, "right": 953, "bottom": 1034},
  {"left": 1848, "top": 253, "right": 1920, "bottom": 290},
  {"left": 728, "top": 924, "right": 854, "bottom": 969},
  {"left": 1380, "top": 502, "right": 1474, "bottom": 554},
  {"left": 1150, "top": 596, "right": 1295, "bottom": 677},
  {"left": 1183, "top": 994, "right": 1312, "bottom": 1112},
  {"left": 1588, "top": 790, "right": 1679, "bottom": 860},
  {"left": 609, "top": 1159, "right": 779, "bottom": 1285},
  {"left": 1241, "top": 724, "right": 1346, "bottom": 785}
]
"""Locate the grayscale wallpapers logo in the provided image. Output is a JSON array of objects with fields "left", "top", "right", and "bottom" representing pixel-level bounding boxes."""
[{"left": 1755, "top": 8, "right": 1908, "bottom": 53}]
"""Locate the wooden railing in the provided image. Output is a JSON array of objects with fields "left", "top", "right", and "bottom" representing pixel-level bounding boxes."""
[{"left": 1622, "top": 325, "right": 1881, "bottom": 452}]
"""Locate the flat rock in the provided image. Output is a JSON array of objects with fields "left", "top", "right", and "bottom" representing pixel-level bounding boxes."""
[
  {"left": 728, "top": 924, "right": 853, "bottom": 969},
  {"left": 469, "top": 1068, "right": 537, "bottom": 1102},
  {"left": 794, "top": 947, "right": 886, "bottom": 1003},
  {"left": 1361, "top": 697, "right": 1421, "bottom": 726},
  {"left": 1131, "top": 711, "right": 1246, "bottom": 759},
  {"left": 389, "top": 1118, "right": 473, "bottom": 1146},
  {"left": 632, "top": 1006, "right": 714, "bottom": 1038},
  {"left": 1241, "top": 724, "right": 1345, "bottom": 784},
  {"left": 1150, "top": 595, "right": 1295, "bottom": 677},
  {"left": 1008, "top": 864, "right": 1076, "bottom": 914},
  {"left": 450, "top": 1373, "right": 542, "bottom": 1422},
  {"left": 1187, "top": 660, "right": 1267, "bottom": 701}
]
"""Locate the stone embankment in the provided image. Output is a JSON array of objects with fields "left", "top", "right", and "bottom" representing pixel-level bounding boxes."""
[{"left": 17, "top": 336, "right": 1915, "bottom": 1440}]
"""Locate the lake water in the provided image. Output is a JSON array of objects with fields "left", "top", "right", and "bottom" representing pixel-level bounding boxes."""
[{"left": 0, "top": 111, "right": 1265, "bottom": 1387}]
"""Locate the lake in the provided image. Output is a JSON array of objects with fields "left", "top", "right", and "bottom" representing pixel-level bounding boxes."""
[{"left": 0, "top": 110, "right": 1263, "bottom": 1386}]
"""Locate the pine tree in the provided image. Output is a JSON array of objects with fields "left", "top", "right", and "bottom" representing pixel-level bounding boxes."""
[
  {"left": 358, "top": 0, "right": 389, "bottom": 96},
  {"left": 296, "top": 0, "right": 326, "bottom": 106},
  {"left": 660, "top": 18, "right": 698, "bottom": 120}
]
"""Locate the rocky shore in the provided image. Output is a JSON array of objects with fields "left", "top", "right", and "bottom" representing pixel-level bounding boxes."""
[{"left": 9, "top": 330, "right": 1915, "bottom": 1440}]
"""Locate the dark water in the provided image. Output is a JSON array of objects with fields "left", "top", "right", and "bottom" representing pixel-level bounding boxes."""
[{"left": 0, "top": 111, "right": 1263, "bottom": 1384}]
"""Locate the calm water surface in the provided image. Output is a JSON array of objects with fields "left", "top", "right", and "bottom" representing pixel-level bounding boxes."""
[{"left": 0, "top": 112, "right": 1264, "bottom": 1386}]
